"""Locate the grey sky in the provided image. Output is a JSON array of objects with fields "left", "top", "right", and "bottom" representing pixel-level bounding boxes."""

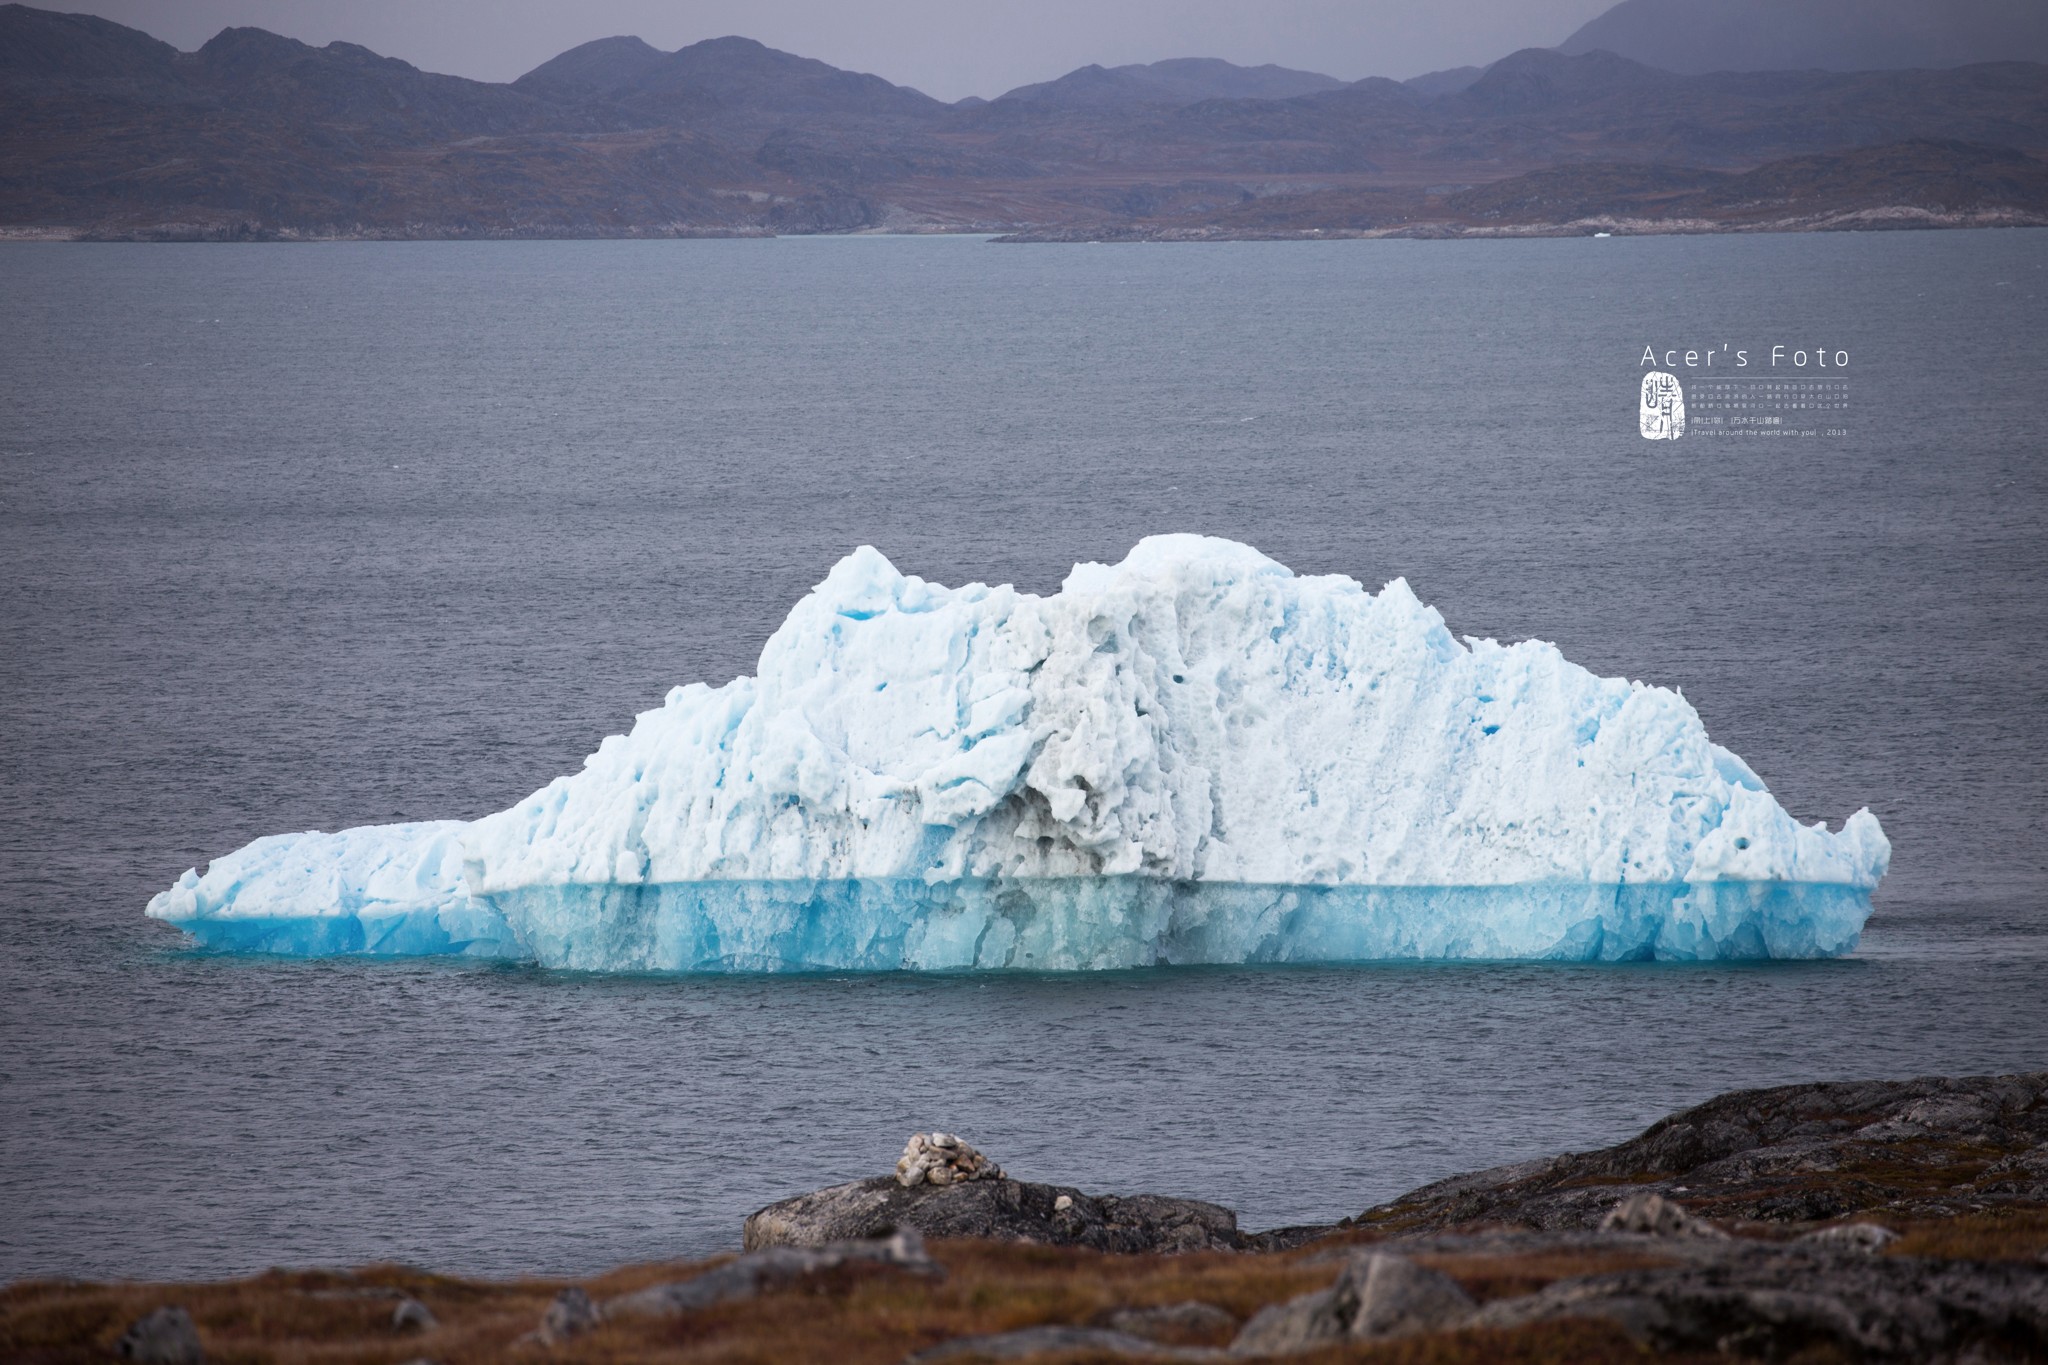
[{"left": 55, "top": 0, "right": 1619, "bottom": 101}]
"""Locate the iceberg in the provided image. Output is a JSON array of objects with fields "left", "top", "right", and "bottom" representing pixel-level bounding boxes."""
[{"left": 147, "top": 536, "right": 1889, "bottom": 970}]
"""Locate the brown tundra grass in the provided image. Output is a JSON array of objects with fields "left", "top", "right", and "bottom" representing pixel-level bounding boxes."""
[
  {"left": 0, "top": 1236, "right": 1731, "bottom": 1365},
  {"left": 13, "top": 1212, "right": 2042, "bottom": 1365}
]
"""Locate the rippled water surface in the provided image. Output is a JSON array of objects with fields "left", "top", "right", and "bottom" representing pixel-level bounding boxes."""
[{"left": 3, "top": 232, "right": 2045, "bottom": 1279}]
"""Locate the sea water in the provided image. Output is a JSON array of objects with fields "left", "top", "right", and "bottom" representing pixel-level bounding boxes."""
[{"left": 1, "top": 231, "right": 2043, "bottom": 1279}]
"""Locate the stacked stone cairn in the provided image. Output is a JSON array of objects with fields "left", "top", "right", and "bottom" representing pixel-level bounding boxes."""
[{"left": 895, "top": 1132, "right": 1003, "bottom": 1188}]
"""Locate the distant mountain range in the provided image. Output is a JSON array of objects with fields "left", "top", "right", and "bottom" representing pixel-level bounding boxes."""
[
  {"left": 1402, "top": 66, "right": 1487, "bottom": 99},
  {"left": 513, "top": 32, "right": 944, "bottom": 125},
  {"left": 991, "top": 58, "right": 1344, "bottom": 109},
  {"left": 2, "top": 0, "right": 2045, "bottom": 240},
  {"left": 1559, "top": 0, "right": 2048, "bottom": 75}
]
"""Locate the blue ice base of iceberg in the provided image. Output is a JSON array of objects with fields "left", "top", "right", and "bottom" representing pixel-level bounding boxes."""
[
  {"left": 158, "top": 903, "right": 530, "bottom": 960},
  {"left": 156, "top": 877, "right": 1870, "bottom": 971}
]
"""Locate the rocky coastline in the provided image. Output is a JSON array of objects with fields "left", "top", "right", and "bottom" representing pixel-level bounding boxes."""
[{"left": 6, "top": 1072, "right": 2045, "bottom": 1362}]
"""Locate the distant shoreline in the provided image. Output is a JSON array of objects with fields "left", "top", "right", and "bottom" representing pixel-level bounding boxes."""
[
  {"left": 5, "top": 207, "right": 2044, "bottom": 244},
  {"left": 993, "top": 207, "right": 2048, "bottom": 241}
]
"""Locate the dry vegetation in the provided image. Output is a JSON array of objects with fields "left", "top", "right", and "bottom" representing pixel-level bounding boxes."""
[
  {"left": 25, "top": 1219, "right": 2034, "bottom": 1364},
  {"left": 1883, "top": 1208, "right": 2048, "bottom": 1263},
  {"left": 0, "top": 1235, "right": 1727, "bottom": 1364}
]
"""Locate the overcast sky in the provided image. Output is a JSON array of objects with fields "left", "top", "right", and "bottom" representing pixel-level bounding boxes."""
[{"left": 57, "top": 0, "right": 1620, "bottom": 100}]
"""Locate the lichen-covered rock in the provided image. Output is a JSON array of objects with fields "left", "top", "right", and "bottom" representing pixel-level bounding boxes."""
[
  {"left": 1598, "top": 1192, "right": 1727, "bottom": 1238},
  {"left": 746, "top": 1175, "right": 1248, "bottom": 1254},
  {"left": 1348, "top": 1253, "right": 1480, "bottom": 1339},
  {"left": 1797, "top": 1221, "right": 1901, "bottom": 1253},
  {"left": 1226, "top": 1285, "right": 1348, "bottom": 1357},
  {"left": 537, "top": 1287, "right": 598, "bottom": 1344},
  {"left": 609, "top": 1229, "right": 936, "bottom": 1320},
  {"left": 114, "top": 1306, "right": 203, "bottom": 1364},
  {"left": 1229, "top": 1253, "right": 1474, "bottom": 1356},
  {"left": 529, "top": 1231, "right": 937, "bottom": 1343},
  {"left": 1355, "top": 1072, "right": 2048, "bottom": 1233},
  {"left": 1467, "top": 1244, "right": 2048, "bottom": 1361},
  {"left": 1100, "top": 1300, "right": 1238, "bottom": 1342}
]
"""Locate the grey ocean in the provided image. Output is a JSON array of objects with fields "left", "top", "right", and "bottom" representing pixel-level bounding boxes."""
[{"left": 2, "top": 233, "right": 2044, "bottom": 1281}]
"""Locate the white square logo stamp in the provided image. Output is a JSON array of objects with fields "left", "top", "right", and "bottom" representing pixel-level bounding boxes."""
[{"left": 1640, "top": 371, "right": 1685, "bottom": 441}]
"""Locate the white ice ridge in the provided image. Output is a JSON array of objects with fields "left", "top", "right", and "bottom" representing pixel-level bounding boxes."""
[{"left": 147, "top": 536, "right": 1890, "bottom": 969}]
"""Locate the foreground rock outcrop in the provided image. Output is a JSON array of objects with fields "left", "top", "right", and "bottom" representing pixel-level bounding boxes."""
[
  {"left": 536, "top": 1229, "right": 938, "bottom": 1344},
  {"left": 746, "top": 1129, "right": 1306, "bottom": 1254},
  {"left": 1353, "top": 1070, "right": 2048, "bottom": 1234},
  {"left": 744, "top": 1172, "right": 1292, "bottom": 1255},
  {"left": 909, "top": 1217, "right": 2048, "bottom": 1361},
  {"left": 1225, "top": 1227, "right": 2048, "bottom": 1361},
  {"left": 732, "top": 1078, "right": 2048, "bottom": 1360},
  {"left": 1461, "top": 1233, "right": 2048, "bottom": 1360},
  {"left": 751, "top": 1073, "right": 2048, "bottom": 1259},
  {"left": 113, "top": 1306, "right": 204, "bottom": 1363},
  {"left": 8, "top": 1073, "right": 2045, "bottom": 1364},
  {"left": 1230, "top": 1252, "right": 1477, "bottom": 1354}
]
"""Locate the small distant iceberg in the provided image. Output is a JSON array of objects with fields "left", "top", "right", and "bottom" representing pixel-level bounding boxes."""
[{"left": 148, "top": 536, "right": 1889, "bottom": 970}]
